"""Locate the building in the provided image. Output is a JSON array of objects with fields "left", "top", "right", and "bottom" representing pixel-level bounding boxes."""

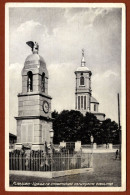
[
  {"left": 75, "top": 50, "right": 105, "bottom": 121},
  {"left": 15, "top": 41, "right": 53, "bottom": 150}
]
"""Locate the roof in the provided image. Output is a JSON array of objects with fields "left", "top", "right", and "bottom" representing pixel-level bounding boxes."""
[
  {"left": 25, "top": 53, "right": 46, "bottom": 63},
  {"left": 91, "top": 96, "right": 99, "bottom": 104},
  {"left": 76, "top": 66, "right": 90, "bottom": 72},
  {"left": 25, "top": 53, "right": 46, "bottom": 69},
  {"left": 23, "top": 53, "right": 48, "bottom": 77}
]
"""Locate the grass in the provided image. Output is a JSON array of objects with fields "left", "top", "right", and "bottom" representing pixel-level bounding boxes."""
[{"left": 10, "top": 153, "right": 121, "bottom": 187}]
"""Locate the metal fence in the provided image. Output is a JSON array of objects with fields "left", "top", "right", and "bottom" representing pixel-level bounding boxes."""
[{"left": 9, "top": 151, "right": 92, "bottom": 172}]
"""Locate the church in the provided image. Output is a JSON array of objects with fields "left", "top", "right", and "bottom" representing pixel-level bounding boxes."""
[{"left": 75, "top": 50, "right": 105, "bottom": 121}]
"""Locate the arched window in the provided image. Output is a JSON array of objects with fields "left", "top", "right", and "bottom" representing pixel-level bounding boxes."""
[
  {"left": 80, "top": 76, "right": 84, "bottom": 85},
  {"left": 41, "top": 73, "right": 45, "bottom": 92},
  {"left": 27, "top": 71, "right": 33, "bottom": 92}
]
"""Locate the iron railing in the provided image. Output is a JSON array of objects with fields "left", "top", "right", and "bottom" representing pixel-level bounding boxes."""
[{"left": 9, "top": 151, "right": 92, "bottom": 171}]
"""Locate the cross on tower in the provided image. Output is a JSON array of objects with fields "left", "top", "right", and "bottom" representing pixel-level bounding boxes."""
[{"left": 81, "top": 49, "right": 86, "bottom": 67}]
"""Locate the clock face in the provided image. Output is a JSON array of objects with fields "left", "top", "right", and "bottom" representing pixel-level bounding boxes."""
[{"left": 43, "top": 101, "right": 49, "bottom": 113}]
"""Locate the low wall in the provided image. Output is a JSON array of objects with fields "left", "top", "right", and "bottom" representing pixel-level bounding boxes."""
[
  {"left": 10, "top": 168, "right": 92, "bottom": 178},
  {"left": 82, "top": 148, "right": 117, "bottom": 153}
]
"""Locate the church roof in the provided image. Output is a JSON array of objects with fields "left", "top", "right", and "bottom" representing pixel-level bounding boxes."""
[
  {"left": 76, "top": 66, "right": 89, "bottom": 72},
  {"left": 91, "top": 96, "right": 99, "bottom": 104}
]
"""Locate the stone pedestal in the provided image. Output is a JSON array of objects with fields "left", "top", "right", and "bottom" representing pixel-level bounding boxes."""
[
  {"left": 109, "top": 143, "right": 113, "bottom": 149},
  {"left": 31, "top": 143, "right": 45, "bottom": 151},
  {"left": 60, "top": 141, "right": 66, "bottom": 148},
  {"left": 14, "top": 143, "right": 23, "bottom": 150},
  {"left": 103, "top": 144, "right": 106, "bottom": 148},
  {"left": 75, "top": 141, "right": 81, "bottom": 151},
  {"left": 93, "top": 143, "right": 97, "bottom": 149}
]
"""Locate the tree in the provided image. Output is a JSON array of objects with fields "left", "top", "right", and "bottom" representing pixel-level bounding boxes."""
[
  {"left": 80, "top": 112, "right": 100, "bottom": 144},
  {"left": 52, "top": 110, "right": 59, "bottom": 119},
  {"left": 53, "top": 110, "right": 84, "bottom": 144},
  {"left": 52, "top": 110, "right": 119, "bottom": 145},
  {"left": 100, "top": 118, "right": 119, "bottom": 144}
]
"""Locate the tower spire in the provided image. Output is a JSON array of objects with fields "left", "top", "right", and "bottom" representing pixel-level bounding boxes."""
[{"left": 81, "top": 49, "right": 86, "bottom": 67}]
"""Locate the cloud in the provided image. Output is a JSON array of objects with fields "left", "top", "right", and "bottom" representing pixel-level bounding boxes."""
[
  {"left": 103, "top": 70, "right": 118, "bottom": 78},
  {"left": 65, "top": 8, "right": 113, "bottom": 27},
  {"left": 93, "top": 70, "right": 119, "bottom": 82},
  {"left": 48, "top": 62, "right": 75, "bottom": 112},
  {"left": 9, "top": 63, "right": 23, "bottom": 134},
  {"left": 10, "top": 20, "right": 43, "bottom": 64},
  {"left": 8, "top": 7, "right": 122, "bottom": 134},
  {"left": 16, "top": 20, "right": 41, "bottom": 32},
  {"left": 92, "top": 69, "right": 120, "bottom": 122}
]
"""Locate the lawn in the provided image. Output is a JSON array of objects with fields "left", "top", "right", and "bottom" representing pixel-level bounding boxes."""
[{"left": 10, "top": 153, "right": 121, "bottom": 187}]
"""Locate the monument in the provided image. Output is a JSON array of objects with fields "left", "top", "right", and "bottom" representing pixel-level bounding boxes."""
[{"left": 15, "top": 41, "right": 53, "bottom": 150}]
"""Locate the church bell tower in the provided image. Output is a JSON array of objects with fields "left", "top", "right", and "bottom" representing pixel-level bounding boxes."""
[
  {"left": 75, "top": 50, "right": 92, "bottom": 115},
  {"left": 15, "top": 41, "right": 53, "bottom": 150}
]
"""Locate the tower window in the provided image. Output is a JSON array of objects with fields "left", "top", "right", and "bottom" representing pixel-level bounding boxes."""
[
  {"left": 41, "top": 73, "right": 45, "bottom": 92},
  {"left": 94, "top": 104, "right": 96, "bottom": 111},
  {"left": 84, "top": 96, "right": 86, "bottom": 110},
  {"left": 80, "top": 76, "right": 84, "bottom": 85},
  {"left": 78, "top": 96, "right": 80, "bottom": 110},
  {"left": 27, "top": 71, "right": 33, "bottom": 92},
  {"left": 81, "top": 96, "right": 83, "bottom": 108}
]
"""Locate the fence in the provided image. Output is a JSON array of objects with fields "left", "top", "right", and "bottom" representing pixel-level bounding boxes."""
[{"left": 9, "top": 151, "right": 92, "bottom": 172}]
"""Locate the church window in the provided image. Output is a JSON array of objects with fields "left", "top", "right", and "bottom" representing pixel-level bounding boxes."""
[
  {"left": 27, "top": 71, "right": 33, "bottom": 92},
  {"left": 78, "top": 96, "right": 80, "bottom": 110},
  {"left": 81, "top": 96, "right": 83, "bottom": 108},
  {"left": 80, "top": 76, "right": 84, "bottom": 85},
  {"left": 84, "top": 96, "right": 86, "bottom": 109},
  {"left": 41, "top": 73, "right": 45, "bottom": 92},
  {"left": 94, "top": 104, "right": 96, "bottom": 111}
]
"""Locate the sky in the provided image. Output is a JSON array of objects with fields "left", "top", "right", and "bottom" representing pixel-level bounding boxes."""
[{"left": 9, "top": 6, "right": 122, "bottom": 135}]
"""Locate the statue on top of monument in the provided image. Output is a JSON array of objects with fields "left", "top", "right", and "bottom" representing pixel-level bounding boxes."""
[{"left": 26, "top": 41, "right": 39, "bottom": 54}]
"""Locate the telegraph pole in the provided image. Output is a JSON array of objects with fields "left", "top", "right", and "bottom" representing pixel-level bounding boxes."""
[{"left": 117, "top": 93, "right": 121, "bottom": 160}]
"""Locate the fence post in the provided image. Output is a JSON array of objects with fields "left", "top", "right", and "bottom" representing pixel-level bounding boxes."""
[
  {"left": 68, "top": 150, "right": 69, "bottom": 170},
  {"left": 19, "top": 153, "right": 22, "bottom": 170},
  {"left": 51, "top": 152, "right": 53, "bottom": 172},
  {"left": 39, "top": 152, "right": 40, "bottom": 171},
  {"left": 90, "top": 153, "right": 93, "bottom": 168}
]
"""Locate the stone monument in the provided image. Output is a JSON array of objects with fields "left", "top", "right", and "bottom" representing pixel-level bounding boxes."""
[{"left": 15, "top": 41, "right": 53, "bottom": 150}]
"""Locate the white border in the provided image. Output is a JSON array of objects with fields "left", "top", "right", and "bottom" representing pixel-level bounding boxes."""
[{"left": 5, "top": 3, "right": 126, "bottom": 192}]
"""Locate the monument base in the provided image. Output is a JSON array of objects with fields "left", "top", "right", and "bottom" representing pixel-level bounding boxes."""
[
  {"left": 14, "top": 143, "right": 45, "bottom": 151},
  {"left": 31, "top": 143, "right": 45, "bottom": 151},
  {"left": 14, "top": 143, "right": 23, "bottom": 150}
]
